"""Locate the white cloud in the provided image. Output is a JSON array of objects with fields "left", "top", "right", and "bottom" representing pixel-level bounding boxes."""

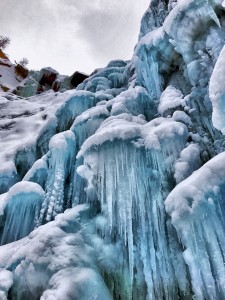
[{"left": 0, "top": 0, "right": 149, "bottom": 75}]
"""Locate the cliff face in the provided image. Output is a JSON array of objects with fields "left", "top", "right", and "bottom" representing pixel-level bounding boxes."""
[
  {"left": 0, "top": 50, "right": 28, "bottom": 92},
  {"left": 14, "top": 68, "right": 89, "bottom": 97},
  {"left": 0, "top": 49, "right": 88, "bottom": 97},
  {"left": 1, "top": 1, "right": 225, "bottom": 299}
]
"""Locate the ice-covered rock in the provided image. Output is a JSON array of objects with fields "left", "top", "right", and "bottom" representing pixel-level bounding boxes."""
[
  {"left": 166, "top": 152, "right": 225, "bottom": 299},
  {"left": 0, "top": 50, "right": 28, "bottom": 92}
]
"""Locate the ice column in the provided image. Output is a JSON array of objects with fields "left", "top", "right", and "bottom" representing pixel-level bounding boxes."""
[
  {"left": 1, "top": 182, "right": 44, "bottom": 245},
  {"left": 79, "top": 135, "right": 190, "bottom": 299},
  {"left": 39, "top": 130, "right": 76, "bottom": 223},
  {"left": 166, "top": 152, "right": 225, "bottom": 299}
]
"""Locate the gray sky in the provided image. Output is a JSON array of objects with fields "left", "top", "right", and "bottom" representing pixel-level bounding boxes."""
[{"left": 0, "top": 0, "right": 149, "bottom": 75}]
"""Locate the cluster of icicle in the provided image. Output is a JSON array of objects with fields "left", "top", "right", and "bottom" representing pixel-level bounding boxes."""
[{"left": 2, "top": 0, "right": 225, "bottom": 299}]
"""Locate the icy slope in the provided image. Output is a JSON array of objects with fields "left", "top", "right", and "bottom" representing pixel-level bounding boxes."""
[
  {"left": 0, "top": 90, "right": 75, "bottom": 193},
  {"left": 1, "top": 0, "right": 225, "bottom": 299}
]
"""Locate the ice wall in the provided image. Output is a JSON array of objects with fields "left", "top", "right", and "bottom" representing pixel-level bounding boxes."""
[
  {"left": 1, "top": 0, "right": 225, "bottom": 299},
  {"left": 77, "top": 116, "right": 190, "bottom": 299}
]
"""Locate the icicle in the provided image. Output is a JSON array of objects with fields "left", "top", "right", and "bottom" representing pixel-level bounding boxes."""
[
  {"left": 79, "top": 137, "right": 190, "bottom": 299},
  {"left": 166, "top": 152, "right": 225, "bottom": 299},
  {"left": 38, "top": 130, "right": 76, "bottom": 224},
  {"left": 1, "top": 182, "right": 44, "bottom": 245}
]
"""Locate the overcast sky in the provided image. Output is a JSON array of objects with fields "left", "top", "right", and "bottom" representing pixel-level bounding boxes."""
[{"left": 0, "top": 0, "right": 149, "bottom": 75}]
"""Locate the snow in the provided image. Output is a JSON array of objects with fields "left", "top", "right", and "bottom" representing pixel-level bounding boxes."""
[
  {"left": 23, "top": 155, "right": 48, "bottom": 187},
  {"left": 158, "top": 86, "right": 185, "bottom": 115},
  {"left": 0, "top": 89, "right": 81, "bottom": 193},
  {"left": 77, "top": 114, "right": 143, "bottom": 158},
  {"left": 109, "top": 86, "right": 156, "bottom": 120},
  {"left": 5, "top": 181, "right": 44, "bottom": 199},
  {"left": 0, "top": 269, "right": 13, "bottom": 299},
  {"left": 41, "top": 268, "right": 112, "bottom": 300},
  {"left": 71, "top": 106, "right": 109, "bottom": 128},
  {"left": 0, "top": 52, "right": 28, "bottom": 92},
  {"left": 49, "top": 130, "right": 75, "bottom": 151},
  {"left": 0, "top": 64, "right": 20, "bottom": 91},
  {"left": 172, "top": 110, "right": 192, "bottom": 126},
  {"left": 166, "top": 151, "right": 225, "bottom": 223},
  {"left": 0, "top": 205, "right": 113, "bottom": 299},
  {"left": 0, "top": 269, "right": 13, "bottom": 291},
  {"left": 174, "top": 143, "right": 201, "bottom": 183}
]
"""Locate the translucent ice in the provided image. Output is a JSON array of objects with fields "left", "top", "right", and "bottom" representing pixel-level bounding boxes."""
[
  {"left": 78, "top": 115, "right": 189, "bottom": 299},
  {"left": 0, "top": 205, "right": 114, "bottom": 300},
  {"left": 38, "top": 130, "right": 76, "bottom": 223},
  {"left": 1, "top": 182, "right": 44, "bottom": 245},
  {"left": 166, "top": 152, "right": 225, "bottom": 299}
]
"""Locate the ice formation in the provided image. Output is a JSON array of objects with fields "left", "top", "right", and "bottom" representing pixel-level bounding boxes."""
[
  {"left": 1, "top": 0, "right": 225, "bottom": 299},
  {"left": 1, "top": 182, "right": 44, "bottom": 245}
]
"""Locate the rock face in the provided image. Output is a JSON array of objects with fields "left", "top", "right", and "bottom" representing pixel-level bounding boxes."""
[
  {"left": 39, "top": 68, "right": 58, "bottom": 88},
  {"left": 2, "top": 1, "right": 225, "bottom": 299},
  {"left": 15, "top": 64, "right": 29, "bottom": 79},
  {"left": 37, "top": 67, "right": 58, "bottom": 93},
  {"left": 0, "top": 49, "right": 8, "bottom": 61},
  {"left": 70, "top": 71, "right": 89, "bottom": 88},
  {"left": 15, "top": 68, "right": 89, "bottom": 97},
  {"left": 0, "top": 50, "right": 28, "bottom": 92},
  {"left": 0, "top": 50, "right": 89, "bottom": 97}
]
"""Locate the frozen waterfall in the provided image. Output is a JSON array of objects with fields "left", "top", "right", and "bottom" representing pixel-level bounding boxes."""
[{"left": 1, "top": 0, "right": 225, "bottom": 299}]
